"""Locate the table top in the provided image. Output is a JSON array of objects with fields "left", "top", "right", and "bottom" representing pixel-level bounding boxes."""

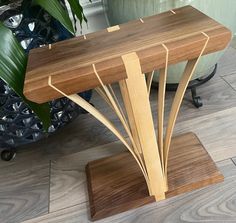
[{"left": 24, "top": 6, "right": 231, "bottom": 103}]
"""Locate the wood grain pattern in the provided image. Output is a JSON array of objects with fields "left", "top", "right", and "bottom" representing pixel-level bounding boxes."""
[
  {"left": 21, "top": 203, "right": 89, "bottom": 223},
  {"left": 0, "top": 161, "right": 49, "bottom": 223},
  {"left": 166, "top": 132, "right": 223, "bottom": 198},
  {"left": 0, "top": 160, "right": 49, "bottom": 193},
  {"left": 86, "top": 132, "right": 223, "bottom": 221},
  {"left": 49, "top": 141, "right": 126, "bottom": 212},
  {"left": 0, "top": 186, "right": 49, "bottom": 223},
  {"left": 173, "top": 107, "right": 236, "bottom": 162},
  {"left": 86, "top": 153, "right": 155, "bottom": 221},
  {"left": 222, "top": 72, "right": 236, "bottom": 91},
  {"left": 24, "top": 6, "right": 231, "bottom": 103}
]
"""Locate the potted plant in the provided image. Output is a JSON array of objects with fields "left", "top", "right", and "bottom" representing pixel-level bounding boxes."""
[{"left": 0, "top": 0, "right": 92, "bottom": 161}]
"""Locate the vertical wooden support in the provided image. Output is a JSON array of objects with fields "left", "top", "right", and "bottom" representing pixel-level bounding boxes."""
[
  {"left": 119, "top": 52, "right": 166, "bottom": 200},
  {"left": 157, "top": 44, "right": 169, "bottom": 171},
  {"left": 119, "top": 79, "right": 143, "bottom": 157},
  {"left": 163, "top": 32, "right": 210, "bottom": 175},
  {"left": 163, "top": 59, "right": 199, "bottom": 173},
  {"left": 146, "top": 70, "right": 155, "bottom": 95}
]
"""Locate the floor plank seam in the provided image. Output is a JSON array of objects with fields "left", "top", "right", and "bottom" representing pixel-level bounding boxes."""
[
  {"left": 230, "top": 158, "right": 236, "bottom": 166},
  {"left": 220, "top": 70, "right": 236, "bottom": 77},
  {"left": 217, "top": 157, "right": 236, "bottom": 164},
  {"left": 221, "top": 75, "right": 236, "bottom": 91},
  {"left": 49, "top": 201, "right": 88, "bottom": 214},
  {"left": 48, "top": 160, "right": 52, "bottom": 213}
]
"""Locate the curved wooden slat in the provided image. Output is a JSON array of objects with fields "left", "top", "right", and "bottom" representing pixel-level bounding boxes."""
[
  {"left": 146, "top": 70, "right": 155, "bottom": 95},
  {"left": 48, "top": 76, "right": 151, "bottom": 191},
  {"left": 95, "top": 86, "right": 127, "bottom": 127},
  {"left": 108, "top": 84, "right": 128, "bottom": 127},
  {"left": 163, "top": 32, "right": 210, "bottom": 175},
  {"left": 119, "top": 81, "right": 143, "bottom": 157},
  {"left": 158, "top": 44, "right": 169, "bottom": 171},
  {"left": 92, "top": 65, "right": 146, "bottom": 169}
]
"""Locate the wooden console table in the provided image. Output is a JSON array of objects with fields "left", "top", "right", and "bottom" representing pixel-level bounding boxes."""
[{"left": 24, "top": 6, "right": 231, "bottom": 221}]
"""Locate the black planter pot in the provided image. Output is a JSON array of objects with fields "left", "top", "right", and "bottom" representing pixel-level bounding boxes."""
[
  {"left": 0, "top": 80, "right": 92, "bottom": 148},
  {"left": 0, "top": 3, "right": 92, "bottom": 160}
]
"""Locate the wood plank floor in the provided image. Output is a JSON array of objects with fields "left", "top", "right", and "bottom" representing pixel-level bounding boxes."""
[
  {"left": 21, "top": 160, "right": 236, "bottom": 223},
  {"left": 0, "top": 46, "right": 236, "bottom": 223},
  {"left": 0, "top": 159, "right": 50, "bottom": 223}
]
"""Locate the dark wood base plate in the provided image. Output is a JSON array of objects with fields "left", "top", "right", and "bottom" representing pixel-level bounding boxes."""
[{"left": 86, "top": 132, "right": 224, "bottom": 221}]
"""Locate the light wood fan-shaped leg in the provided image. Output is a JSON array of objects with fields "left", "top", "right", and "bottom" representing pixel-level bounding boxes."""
[
  {"left": 163, "top": 32, "right": 210, "bottom": 176},
  {"left": 120, "top": 52, "right": 166, "bottom": 200}
]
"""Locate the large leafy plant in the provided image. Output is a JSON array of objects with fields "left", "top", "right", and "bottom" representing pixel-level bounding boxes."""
[{"left": 0, "top": 0, "right": 88, "bottom": 130}]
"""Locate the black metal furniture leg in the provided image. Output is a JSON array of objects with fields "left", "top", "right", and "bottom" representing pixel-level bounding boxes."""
[
  {"left": 1, "top": 148, "right": 16, "bottom": 161},
  {"left": 191, "top": 87, "right": 203, "bottom": 108}
]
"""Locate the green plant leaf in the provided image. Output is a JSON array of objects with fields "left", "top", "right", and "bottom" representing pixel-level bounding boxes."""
[
  {"left": 32, "top": 0, "right": 75, "bottom": 34},
  {"left": 67, "top": 0, "right": 87, "bottom": 25},
  {"left": 0, "top": 22, "right": 51, "bottom": 130}
]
